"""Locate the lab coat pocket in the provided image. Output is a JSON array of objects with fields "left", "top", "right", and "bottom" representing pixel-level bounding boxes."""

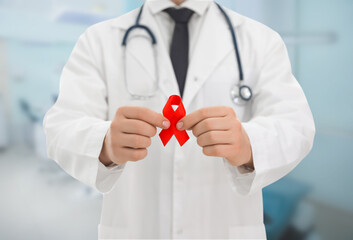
[
  {"left": 98, "top": 224, "right": 129, "bottom": 239},
  {"left": 228, "top": 224, "right": 266, "bottom": 239}
]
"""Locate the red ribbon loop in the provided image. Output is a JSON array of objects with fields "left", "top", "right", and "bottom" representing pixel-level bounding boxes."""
[{"left": 159, "top": 95, "right": 190, "bottom": 146}]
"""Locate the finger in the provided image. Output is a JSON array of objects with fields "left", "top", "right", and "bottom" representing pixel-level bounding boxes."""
[
  {"left": 197, "top": 131, "right": 233, "bottom": 147},
  {"left": 177, "top": 106, "right": 230, "bottom": 131},
  {"left": 120, "top": 147, "right": 148, "bottom": 162},
  {"left": 118, "top": 106, "right": 170, "bottom": 129},
  {"left": 119, "top": 133, "right": 152, "bottom": 149},
  {"left": 202, "top": 144, "right": 230, "bottom": 158},
  {"left": 119, "top": 119, "right": 157, "bottom": 137},
  {"left": 192, "top": 117, "right": 232, "bottom": 137}
]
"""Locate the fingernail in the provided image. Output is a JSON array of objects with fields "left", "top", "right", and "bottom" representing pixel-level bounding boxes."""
[
  {"left": 176, "top": 122, "right": 183, "bottom": 130},
  {"left": 162, "top": 120, "right": 170, "bottom": 129}
]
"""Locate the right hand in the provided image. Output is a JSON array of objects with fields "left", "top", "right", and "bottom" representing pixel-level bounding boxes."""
[{"left": 99, "top": 106, "right": 170, "bottom": 166}]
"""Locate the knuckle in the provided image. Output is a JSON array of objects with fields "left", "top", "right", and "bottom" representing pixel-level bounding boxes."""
[
  {"left": 115, "top": 108, "right": 120, "bottom": 117},
  {"left": 151, "top": 127, "right": 157, "bottom": 136},
  {"left": 204, "top": 119, "right": 213, "bottom": 130},
  {"left": 153, "top": 113, "right": 163, "bottom": 126},
  {"left": 132, "top": 135, "right": 142, "bottom": 147},
  {"left": 200, "top": 108, "right": 207, "bottom": 119},
  {"left": 131, "top": 149, "right": 147, "bottom": 161},
  {"left": 208, "top": 132, "right": 217, "bottom": 142},
  {"left": 130, "top": 150, "right": 142, "bottom": 161},
  {"left": 228, "top": 131, "right": 237, "bottom": 144},
  {"left": 111, "top": 119, "right": 121, "bottom": 131},
  {"left": 146, "top": 138, "right": 152, "bottom": 147},
  {"left": 116, "top": 106, "right": 125, "bottom": 117},
  {"left": 202, "top": 147, "right": 212, "bottom": 156},
  {"left": 135, "top": 121, "right": 144, "bottom": 133},
  {"left": 202, "top": 147, "right": 209, "bottom": 156},
  {"left": 110, "top": 121, "right": 117, "bottom": 131},
  {"left": 234, "top": 120, "right": 242, "bottom": 131},
  {"left": 227, "top": 106, "right": 234, "bottom": 113},
  {"left": 192, "top": 128, "right": 198, "bottom": 137},
  {"left": 196, "top": 137, "right": 202, "bottom": 147},
  {"left": 213, "top": 146, "right": 222, "bottom": 156},
  {"left": 227, "top": 106, "right": 235, "bottom": 115},
  {"left": 134, "top": 109, "right": 142, "bottom": 119},
  {"left": 142, "top": 149, "right": 148, "bottom": 158}
]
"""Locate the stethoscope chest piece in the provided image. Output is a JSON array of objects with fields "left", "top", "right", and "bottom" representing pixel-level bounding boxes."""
[{"left": 230, "top": 84, "right": 253, "bottom": 105}]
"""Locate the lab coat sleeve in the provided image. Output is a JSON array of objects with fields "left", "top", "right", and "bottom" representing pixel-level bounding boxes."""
[
  {"left": 223, "top": 32, "right": 315, "bottom": 196},
  {"left": 43, "top": 29, "right": 125, "bottom": 194}
]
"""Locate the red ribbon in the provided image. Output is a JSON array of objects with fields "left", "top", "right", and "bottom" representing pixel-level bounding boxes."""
[{"left": 159, "top": 95, "right": 190, "bottom": 146}]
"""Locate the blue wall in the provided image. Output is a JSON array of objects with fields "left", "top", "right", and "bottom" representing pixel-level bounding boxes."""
[{"left": 288, "top": 0, "right": 353, "bottom": 212}]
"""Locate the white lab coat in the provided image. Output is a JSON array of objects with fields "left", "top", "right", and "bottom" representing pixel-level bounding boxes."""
[{"left": 43, "top": 2, "right": 315, "bottom": 239}]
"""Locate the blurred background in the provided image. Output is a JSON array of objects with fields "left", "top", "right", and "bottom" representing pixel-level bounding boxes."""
[{"left": 0, "top": 0, "right": 352, "bottom": 239}]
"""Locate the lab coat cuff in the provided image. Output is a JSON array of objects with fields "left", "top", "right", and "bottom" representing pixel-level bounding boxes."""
[
  {"left": 223, "top": 122, "right": 268, "bottom": 195},
  {"left": 90, "top": 121, "right": 125, "bottom": 193},
  {"left": 98, "top": 161, "right": 126, "bottom": 173},
  {"left": 96, "top": 160, "right": 126, "bottom": 193},
  {"left": 223, "top": 158, "right": 256, "bottom": 194}
]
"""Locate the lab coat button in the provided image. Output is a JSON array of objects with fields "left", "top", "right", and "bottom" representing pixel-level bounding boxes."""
[{"left": 176, "top": 228, "right": 183, "bottom": 235}]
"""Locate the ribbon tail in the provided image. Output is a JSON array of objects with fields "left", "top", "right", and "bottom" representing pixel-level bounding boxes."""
[
  {"left": 159, "top": 129, "right": 174, "bottom": 146},
  {"left": 174, "top": 130, "right": 190, "bottom": 147}
]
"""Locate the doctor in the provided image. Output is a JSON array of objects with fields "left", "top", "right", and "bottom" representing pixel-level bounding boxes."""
[{"left": 44, "top": 0, "right": 315, "bottom": 239}]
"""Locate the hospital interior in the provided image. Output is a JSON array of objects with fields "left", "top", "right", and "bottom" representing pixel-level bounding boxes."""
[{"left": 0, "top": 0, "right": 352, "bottom": 239}]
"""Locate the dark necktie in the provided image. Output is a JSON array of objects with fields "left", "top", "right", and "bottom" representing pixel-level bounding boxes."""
[{"left": 164, "top": 7, "right": 194, "bottom": 98}]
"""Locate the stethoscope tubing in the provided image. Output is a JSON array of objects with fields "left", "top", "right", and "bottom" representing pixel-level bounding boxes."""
[
  {"left": 215, "top": 3, "right": 244, "bottom": 82},
  {"left": 121, "top": 3, "right": 252, "bottom": 103}
]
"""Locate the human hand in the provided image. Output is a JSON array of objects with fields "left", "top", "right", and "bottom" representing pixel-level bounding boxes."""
[
  {"left": 177, "top": 106, "right": 253, "bottom": 168},
  {"left": 99, "top": 106, "right": 170, "bottom": 166}
]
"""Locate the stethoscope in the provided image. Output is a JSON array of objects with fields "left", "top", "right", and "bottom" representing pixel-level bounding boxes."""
[{"left": 122, "top": 3, "right": 253, "bottom": 105}]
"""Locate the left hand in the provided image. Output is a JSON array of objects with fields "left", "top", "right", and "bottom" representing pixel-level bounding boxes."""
[{"left": 177, "top": 106, "right": 254, "bottom": 169}]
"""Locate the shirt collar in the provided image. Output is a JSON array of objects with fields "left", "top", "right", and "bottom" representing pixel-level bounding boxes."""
[{"left": 146, "top": 0, "right": 213, "bottom": 16}]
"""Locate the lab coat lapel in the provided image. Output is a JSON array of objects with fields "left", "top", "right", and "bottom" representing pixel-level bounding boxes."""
[
  {"left": 111, "top": 6, "right": 179, "bottom": 101},
  {"left": 182, "top": 3, "right": 242, "bottom": 109}
]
